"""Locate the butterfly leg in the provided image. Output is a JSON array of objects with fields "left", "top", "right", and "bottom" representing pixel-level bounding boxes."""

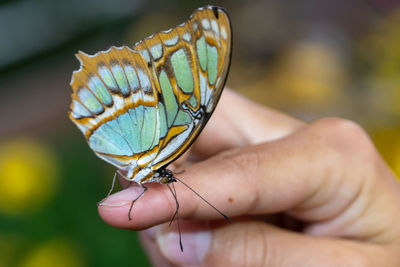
[
  {"left": 167, "top": 182, "right": 180, "bottom": 225},
  {"left": 128, "top": 183, "right": 147, "bottom": 221},
  {"left": 117, "top": 169, "right": 129, "bottom": 180},
  {"left": 97, "top": 172, "right": 118, "bottom": 206}
]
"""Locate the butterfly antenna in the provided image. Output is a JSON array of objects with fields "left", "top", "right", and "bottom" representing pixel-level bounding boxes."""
[
  {"left": 167, "top": 183, "right": 183, "bottom": 252},
  {"left": 173, "top": 176, "right": 230, "bottom": 221},
  {"left": 172, "top": 182, "right": 183, "bottom": 252},
  {"left": 168, "top": 186, "right": 179, "bottom": 226}
]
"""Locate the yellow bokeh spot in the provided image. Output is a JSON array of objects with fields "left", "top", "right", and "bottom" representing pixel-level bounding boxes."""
[
  {"left": 358, "top": 8, "right": 400, "bottom": 116},
  {"left": 19, "top": 239, "right": 84, "bottom": 267},
  {"left": 0, "top": 234, "right": 23, "bottom": 267},
  {"left": 392, "top": 145, "right": 400, "bottom": 179},
  {"left": 272, "top": 42, "right": 346, "bottom": 108},
  {"left": 0, "top": 139, "right": 58, "bottom": 215},
  {"left": 370, "top": 127, "right": 400, "bottom": 181}
]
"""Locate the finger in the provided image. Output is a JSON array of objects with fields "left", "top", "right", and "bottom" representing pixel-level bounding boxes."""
[
  {"left": 98, "top": 118, "right": 400, "bottom": 244},
  {"left": 140, "top": 221, "right": 211, "bottom": 266},
  {"left": 139, "top": 226, "right": 172, "bottom": 267},
  {"left": 99, "top": 117, "right": 346, "bottom": 227},
  {"left": 190, "top": 89, "right": 305, "bottom": 157},
  {"left": 172, "top": 89, "right": 305, "bottom": 167},
  {"left": 153, "top": 221, "right": 394, "bottom": 266}
]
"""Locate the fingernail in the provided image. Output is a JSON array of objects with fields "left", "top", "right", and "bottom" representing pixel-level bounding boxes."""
[
  {"left": 157, "top": 228, "right": 211, "bottom": 266},
  {"left": 98, "top": 186, "right": 143, "bottom": 207}
]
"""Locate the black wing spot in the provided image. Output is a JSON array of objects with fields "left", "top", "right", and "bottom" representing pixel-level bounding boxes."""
[
  {"left": 212, "top": 6, "right": 219, "bottom": 19},
  {"left": 147, "top": 61, "right": 152, "bottom": 68},
  {"left": 157, "top": 91, "right": 164, "bottom": 102}
]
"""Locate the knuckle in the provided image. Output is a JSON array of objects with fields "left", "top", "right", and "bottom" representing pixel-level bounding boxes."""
[
  {"left": 225, "top": 149, "right": 261, "bottom": 210},
  {"left": 245, "top": 223, "right": 269, "bottom": 267},
  {"left": 309, "top": 117, "right": 382, "bottom": 186},
  {"left": 344, "top": 251, "right": 378, "bottom": 267},
  {"left": 242, "top": 223, "right": 286, "bottom": 267},
  {"left": 211, "top": 222, "right": 271, "bottom": 267},
  {"left": 216, "top": 147, "right": 261, "bottom": 186},
  {"left": 230, "top": 150, "right": 260, "bottom": 177},
  {"left": 312, "top": 117, "right": 377, "bottom": 160}
]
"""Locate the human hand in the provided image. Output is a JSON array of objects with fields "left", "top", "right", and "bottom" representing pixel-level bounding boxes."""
[{"left": 98, "top": 89, "right": 400, "bottom": 266}]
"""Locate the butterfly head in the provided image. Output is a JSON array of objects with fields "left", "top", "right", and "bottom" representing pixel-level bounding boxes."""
[{"left": 156, "top": 168, "right": 176, "bottom": 184}]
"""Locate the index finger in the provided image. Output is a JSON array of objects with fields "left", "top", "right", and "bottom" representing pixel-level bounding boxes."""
[
  {"left": 189, "top": 89, "right": 305, "bottom": 157},
  {"left": 99, "top": 118, "right": 400, "bottom": 245},
  {"left": 100, "top": 123, "right": 318, "bottom": 229},
  {"left": 99, "top": 90, "right": 306, "bottom": 227}
]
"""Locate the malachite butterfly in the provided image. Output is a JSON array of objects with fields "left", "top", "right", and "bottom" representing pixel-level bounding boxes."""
[{"left": 68, "top": 5, "right": 232, "bottom": 233}]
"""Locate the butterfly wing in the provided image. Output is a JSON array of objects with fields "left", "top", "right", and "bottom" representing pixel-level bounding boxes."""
[
  {"left": 134, "top": 6, "right": 232, "bottom": 173},
  {"left": 68, "top": 6, "right": 232, "bottom": 183},
  {"left": 69, "top": 47, "right": 165, "bottom": 176}
]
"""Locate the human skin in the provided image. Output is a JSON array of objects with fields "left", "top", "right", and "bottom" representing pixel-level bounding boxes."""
[{"left": 98, "top": 89, "right": 400, "bottom": 266}]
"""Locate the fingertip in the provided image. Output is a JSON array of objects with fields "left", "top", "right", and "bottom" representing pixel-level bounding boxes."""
[
  {"left": 97, "top": 163, "right": 237, "bottom": 230},
  {"left": 98, "top": 185, "right": 173, "bottom": 229},
  {"left": 97, "top": 186, "right": 143, "bottom": 228}
]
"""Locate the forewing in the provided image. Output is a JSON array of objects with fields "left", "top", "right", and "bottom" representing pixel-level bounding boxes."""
[{"left": 132, "top": 5, "right": 232, "bottom": 172}]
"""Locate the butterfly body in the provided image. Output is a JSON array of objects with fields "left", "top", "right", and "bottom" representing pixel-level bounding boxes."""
[{"left": 69, "top": 6, "right": 232, "bottom": 185}]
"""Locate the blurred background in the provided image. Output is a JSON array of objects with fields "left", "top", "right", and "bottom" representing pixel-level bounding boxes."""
[{"left": 1, "top": 0, "right": 400, "bottom": 266}]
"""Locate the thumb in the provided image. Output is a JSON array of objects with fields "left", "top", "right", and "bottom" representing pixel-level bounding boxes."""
[{"left": 143, "top": 220, "right": 388, "bottom": 267}]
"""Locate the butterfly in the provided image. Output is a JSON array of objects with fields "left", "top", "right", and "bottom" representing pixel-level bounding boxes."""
[{"left": 68, "top": 5, "right": 232, "bottom": 247}]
